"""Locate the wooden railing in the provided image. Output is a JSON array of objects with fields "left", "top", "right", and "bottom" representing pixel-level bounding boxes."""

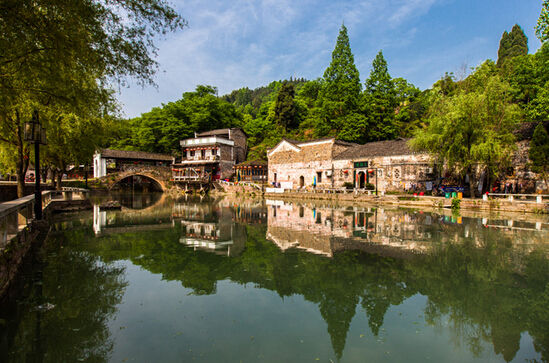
[{"left": 0, "top": 187, "right": 89, "bottom": 246}]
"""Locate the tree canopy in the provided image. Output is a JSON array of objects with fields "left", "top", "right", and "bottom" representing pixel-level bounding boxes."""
[
  {"left": 363, "top": 51, "right": 398, "bottom": 141},
  {"left": 318, "top": 24, "right": 363, "bottom": 137},
  {"left": 0, "top": 0, "right": 185, "bottom": 195},
  {"left": 529, "top": 122, "right": 549, "bottom": 186},
  {"left": 411, "top": 62, "right": 521, "bottom": 196},
  {"left": 536, "top": 0, "right": 549, "bottom": 43},
  {"left": 497, "top": 24, "right": 528, "bottom": 67},
  {"left": 112, "top": 86, "right": 241, "bottom": 154}
]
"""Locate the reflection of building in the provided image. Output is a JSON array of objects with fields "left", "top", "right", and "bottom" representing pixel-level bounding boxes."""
[
  {"left": 175, "top": 200, "right": 248, "bottom": 256},
  {"left": 180, "top": 220, "right": 235, "bottom": 255},
  {"left": 172, "top": 128, "right": 247, "bottom": 182},
  {"left": 266, "top": 200, "right": 438, "bottom": 257},
  {"left": 266, "top": 199, "right": 549, "bottom": 258}
]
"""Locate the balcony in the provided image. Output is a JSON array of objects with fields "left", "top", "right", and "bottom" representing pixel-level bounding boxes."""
[
  {"left": 182, "top": 155, "right": 220, "bottom": 163},
  {"left": 180, "top": 136, "right": 234, "bottom": 147}
]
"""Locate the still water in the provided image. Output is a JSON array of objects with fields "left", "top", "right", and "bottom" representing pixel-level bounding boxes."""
[{"left": 1, "top": 193, "right": 549, "bottom": 362}]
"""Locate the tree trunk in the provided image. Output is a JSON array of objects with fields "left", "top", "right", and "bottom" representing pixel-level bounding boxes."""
[
  {"left": 16, "top": 166, "right": 26, "bottom": 198},
  {"left": 468, "top": 172, "right": 476, "bottom": 199},
  {"left": 50, "top": 169, "right": 57, "bottom": 189},
  {"left": 56, "top": 170, "right": 62, "bottom": 191},
  {"left": 15, "top": 112, "right": 30, "bottom": 198}
]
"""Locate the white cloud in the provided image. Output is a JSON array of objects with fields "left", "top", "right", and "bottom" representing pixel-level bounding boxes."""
[
  {"left": 389, "top": 0, "right": 438, "bottom": 26},
  {"left": 117, "top": 0, "right": 542, "bottom": 118}
]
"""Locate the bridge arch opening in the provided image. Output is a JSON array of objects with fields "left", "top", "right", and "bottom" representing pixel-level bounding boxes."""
[{"left": 112, "top": 174, "right": 164, "bottom": 193}]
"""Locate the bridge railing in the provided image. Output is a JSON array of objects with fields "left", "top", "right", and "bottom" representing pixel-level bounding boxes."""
[
  {"left": 483, "top": 193, "right": 549, "bottom": 204},
  {"left": 0, "top": 187, "right": 89, "bottom": 247}
]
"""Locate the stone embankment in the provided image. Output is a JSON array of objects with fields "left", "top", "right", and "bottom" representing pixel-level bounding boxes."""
[
  {"left": 263, "top": 191, "right": 549, "bottom": 214},
  {"left": 0, "top": 189, "right": 91, "bottom": 298}
]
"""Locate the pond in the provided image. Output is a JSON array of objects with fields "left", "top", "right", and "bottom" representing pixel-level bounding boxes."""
[{"left": 1, "top": 193, "right": 548, "bottom": 362}]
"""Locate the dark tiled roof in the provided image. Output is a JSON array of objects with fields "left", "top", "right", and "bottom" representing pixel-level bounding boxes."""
[
  {"left": 235, "top": 159, "right": 267, "bottom": 167},
  {"left": 334, "top": 139, "right": 414, "bottom": 160},
  {"left": 267, "top": 137, "right": 356, "bottom": 153},
  {"left": 282, "top": 137, "right": 334, "bottom": 145},
  {"left": 196, "top": 128, "right": 246, "bottom": 137},
  {"left": 99, "top": 149, "right": 173, "bottom": 161}
]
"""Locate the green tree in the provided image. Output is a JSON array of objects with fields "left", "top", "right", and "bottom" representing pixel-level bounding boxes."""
[
  {"left": 0, "top": 103, "right": 32, "bottom": 196},
  {"left": 529, "top": 122, "right": 549, "bottom": 188},
  {"left": 393, "top": 78, "right": 429, "bottom": 138},
  {"left": 411, "top": 65, "right": 521, "bottom": 197},
  {"left": 318, "top": 24, "right": 362, "bottom": 136},
  {"left": 497, "top": 24, "right": 528, "bottom": 67},
  {"left": 273, "top": 81, "right": 297, "bottom": 130},
  {"left": 0, "top": 0, "right": 184, "bottom": 197},
  {"left": 536, "top": 0, "right": 549, "bottom": 43},
  {"left": 115, "top": 86, "right": 242, "bottom": 154},
  {"left": 363, "top": 50, "right": 398, "bottom": 141}
]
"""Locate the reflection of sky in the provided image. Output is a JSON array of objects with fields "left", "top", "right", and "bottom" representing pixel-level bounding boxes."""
[{"left": 108, "top": 261, "right": 542, "bottom": 362}]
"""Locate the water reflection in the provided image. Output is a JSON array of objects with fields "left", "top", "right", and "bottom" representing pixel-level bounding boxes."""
[
  {"left": 0, "top": 245, "right": 127, "bottom": 362},
  {"left": 2, "top": 195, "right": 548, "bottom": 362},
  {"left": 266, "top": 199, "right": 549, "bottom": 258}
]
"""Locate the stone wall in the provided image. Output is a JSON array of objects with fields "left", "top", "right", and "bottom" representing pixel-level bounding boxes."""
[
  {"left": 218, "top": 144, "right": 233, "bottom": 163},
  {"left": 268, "top": 140, "right": 348, "bottom": 189},
  {"left": 230, "top": 129, "right": 248, "bottom": 164},
  {"left": 368, "top": 153, "right": 434, "bottom": 192},
  {"left": 218, "top": 160, "right": 235, "bottom": 179}
]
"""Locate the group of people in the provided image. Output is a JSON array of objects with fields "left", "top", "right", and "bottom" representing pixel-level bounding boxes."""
[{"left": 491, "top": 180, "right": 535, "bottom": 194}]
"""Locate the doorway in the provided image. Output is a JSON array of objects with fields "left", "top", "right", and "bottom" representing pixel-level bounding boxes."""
[{"left": 357, "top": 171, "right": 365, "bottom": 189}]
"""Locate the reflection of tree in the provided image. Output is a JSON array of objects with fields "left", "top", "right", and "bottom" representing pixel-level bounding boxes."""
[
  {"left": 36, "top": 208, "right": 549, "bottom": 363},
  {"left": 3, "top": 238, "right": 127, "bottom": 362}
]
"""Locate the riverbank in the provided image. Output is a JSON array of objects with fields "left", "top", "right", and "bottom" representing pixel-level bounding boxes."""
[
  {"left": 263, "top": 191, "right": 548, "bottom": 214},
  {"left": 0, "top": 190, "right": 91, "bottom": 298}
]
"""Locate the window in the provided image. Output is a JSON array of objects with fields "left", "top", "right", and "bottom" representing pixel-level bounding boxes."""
[
  {"left": 317, "top": 171, "right": 322, "bottom": 183},
  {"left": 212, "top": 148, "right": 217, "bottom": 156},
  {"left": 394, "top": 167, "right": 401, "bottom": 179},
  {"left": 201, "top": 150, "right": 205, "bottom": 158},
  {"left": 354, "top": 161, "right": 369, "bottom": 168},
  {"left": 190, "top": 150, "right": 195, "bottom": 157}
]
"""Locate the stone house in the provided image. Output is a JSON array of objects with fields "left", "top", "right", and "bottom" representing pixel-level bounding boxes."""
[
  {"left": 333, "top": 139, "right": 435, "bottom": 192},
  {"left": 267, "top": 138, "right": 434, "bottom": 192},
  {"left": 266, "top": 138, "right": 356, "bottom": 189},
  {"left": 173, "top": 128, "right": 247, "bottom": 181}
]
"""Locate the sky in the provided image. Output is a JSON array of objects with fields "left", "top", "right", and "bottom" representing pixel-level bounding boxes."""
[{"left": 117, "top": 0, "right": 544, "bottom": 118}]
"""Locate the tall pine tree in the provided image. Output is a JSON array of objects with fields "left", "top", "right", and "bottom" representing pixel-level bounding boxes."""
[
  {"left": 318, "top": 24, "right": 362, "bottom": 137},
  {"left": 363, "top": 50, "right": 398, "bottom": 141},
  {"left": 497, "top": 24, "right": 528, "bottom": 67},
  {"left": 536, "top": 0, "right": 549, "bottom": 43},
  {"left": 274, "top": 80, "right": 297, "bottom": 130}
]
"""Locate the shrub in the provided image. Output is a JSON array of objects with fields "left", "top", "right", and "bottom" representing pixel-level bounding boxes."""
[
  {"left": 343, "top": 182, "right": 354, "bottom": 189},
  {"left": 451, "top": 197, "right": 461, "bottom": 213}
]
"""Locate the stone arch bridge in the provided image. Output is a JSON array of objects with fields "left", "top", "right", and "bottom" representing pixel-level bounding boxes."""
[{"left": 100, "top": 166, "right": 173, "bottom": 191}]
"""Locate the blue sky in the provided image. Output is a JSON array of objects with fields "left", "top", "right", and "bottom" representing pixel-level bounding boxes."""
[{"left": 118, "top": 0, "right": 544, "bottom": 118}]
